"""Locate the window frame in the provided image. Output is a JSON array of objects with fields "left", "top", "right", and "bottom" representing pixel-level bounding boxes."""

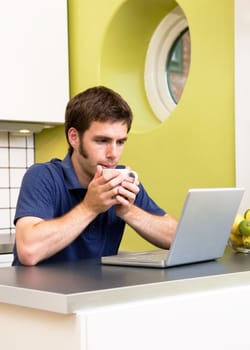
[{"left": 144, "top": 6, "right": 188, "bottom": 122}]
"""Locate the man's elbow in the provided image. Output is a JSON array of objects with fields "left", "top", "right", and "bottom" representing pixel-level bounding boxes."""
[{"left": 16, "top": 244, "right": 40, "bottom": 266}]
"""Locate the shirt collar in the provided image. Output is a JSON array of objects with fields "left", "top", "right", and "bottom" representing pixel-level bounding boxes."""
[{"left": 61, "top": 153, "right": 86, "bottom": 190}]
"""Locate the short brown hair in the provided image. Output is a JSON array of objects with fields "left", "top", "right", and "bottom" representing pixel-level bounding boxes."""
[{"left": 65, "top": 86, "right": 133, "bottom": 154}]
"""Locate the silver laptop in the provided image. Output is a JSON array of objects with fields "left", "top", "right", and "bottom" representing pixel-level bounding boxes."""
[{"left": 101, "top": 188, "right": 244, "bottom": 268}]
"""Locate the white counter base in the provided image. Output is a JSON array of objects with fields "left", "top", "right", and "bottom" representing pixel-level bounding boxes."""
[{"left": 1, "top": 270, "right": 250, "bottom": 349}]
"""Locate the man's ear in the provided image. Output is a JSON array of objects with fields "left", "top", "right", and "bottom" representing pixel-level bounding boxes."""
[{"left": 67, "top": 127, "right": 79, "bottom": 148}]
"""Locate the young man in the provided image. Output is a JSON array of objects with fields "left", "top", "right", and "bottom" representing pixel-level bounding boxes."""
[{"left": 13, "top": 86, "right": 177, "bottom": 266}]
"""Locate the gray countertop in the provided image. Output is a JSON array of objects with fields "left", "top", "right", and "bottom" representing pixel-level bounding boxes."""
[{"left": 0, "top": 247, "right": 250, "bottom": 314}]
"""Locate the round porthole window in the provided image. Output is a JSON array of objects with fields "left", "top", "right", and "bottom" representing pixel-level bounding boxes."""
[{"left": 144, "top": 6, "right": 190, "bottom": 122}]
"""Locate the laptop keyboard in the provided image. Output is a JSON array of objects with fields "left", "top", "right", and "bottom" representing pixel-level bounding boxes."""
[{"left": 123, "top": 250, "right": 169, "bottom": 261}]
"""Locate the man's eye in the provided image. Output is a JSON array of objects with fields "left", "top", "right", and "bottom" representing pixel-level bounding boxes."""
[
  {"left": 96, "top": 139, "right": 107, "bottom": 143},
  {"left": 117, "top": 140, "right": 126, "bottom": 145}
]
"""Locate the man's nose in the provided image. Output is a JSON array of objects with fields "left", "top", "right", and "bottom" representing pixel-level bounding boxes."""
[{"left": 106, "top": 143, "right": 118, "bottom": 158}]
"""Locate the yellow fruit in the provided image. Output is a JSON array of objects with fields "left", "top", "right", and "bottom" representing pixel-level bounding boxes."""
[
  {"left": 238, "top": 220, "right": 250, "bottom": 236},
  {"left": 243, "top": 235, "right": 250, "bottom": 247},
  {"left": 231, "top": 213, "right": 244, "bottom": 235},
  {"left": 244, "top": 209, "right": 250, "bottom": 220},
  {"left": 229, "top": 232, "right": 243, "bottom": 246}
]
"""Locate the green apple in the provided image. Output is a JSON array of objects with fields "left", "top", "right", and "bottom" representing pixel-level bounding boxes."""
[{"left": 238, "top": 220, "right": 250, "bottom": 236}]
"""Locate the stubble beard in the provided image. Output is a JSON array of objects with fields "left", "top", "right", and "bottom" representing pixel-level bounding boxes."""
[
  {"left": 79, "top": 140, "right": 88, "bottom": 159},
  {"left": 78, "top": 140, "right": 97, "bottom": 180}
]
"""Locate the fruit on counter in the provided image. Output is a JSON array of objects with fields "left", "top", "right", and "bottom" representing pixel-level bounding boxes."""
[
  {"left": 229, "top": 232, "right": 243, "bottom": 246},
  {"left": 242, "top": 235, "right": 250, "bottom": 248},
  {"left": 244, "top": 208, "right": 250, "bottom": 220},
  {"left": 229, "top": 210, "right": 250, "bottom": 251},
  {"left": 238, "top": 219, "right": 250, "bottom": 236},
  {"left": 231, "top": 213, "right": 244, "bottom": 235}
]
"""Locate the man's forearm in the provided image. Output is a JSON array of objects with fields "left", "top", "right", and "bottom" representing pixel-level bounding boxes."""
[
  {"left": 16, "top": 201, "right": 98, "bottom": 266},
  {"left": 121, "top": 205, "right": 177, "bottom": 249}
]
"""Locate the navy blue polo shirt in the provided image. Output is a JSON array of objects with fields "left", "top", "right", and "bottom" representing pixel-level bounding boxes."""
[{"left": 13, "top": 153, "right": 166, "bottom": 265}]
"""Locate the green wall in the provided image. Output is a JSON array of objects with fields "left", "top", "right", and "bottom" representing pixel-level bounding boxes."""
[{"left": 36, "top": 0, "right": 235, "bottom": 250}]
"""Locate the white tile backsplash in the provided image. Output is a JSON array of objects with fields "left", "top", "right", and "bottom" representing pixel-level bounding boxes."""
[
  {"left": 0, "top": 132, "right": 34, "bottom": 235},
  {"left": 27, "top": 148, "right": 35, "bottom": 167},
  {"left": 9, "top": 148, "right": 27, "bottom": 167},
  {"left": 10, "top": 208, "right": 16, "bottom": 234},
  {"left": 9, "top": 134, "right": 26, "bottom": 147},
  {"left": 26, "top": 135, "right": 34, "bottom": 148},
  {"left": 0, "top": 148, "right": 9, "bottom": 167},
  {"left": 10, "top": 188, "right": 20, "bottom": 208},
  {"left": 0, "top": 189, "right": 10, "bottom": 208},
  {"left": 0, "top": 169, "right": 9, "bottom": 187},
  {"left": 0, "top": 208, "right": 11, "bottom": 228},
  {"left": 10, "top": 168, "right": 27, "bottom": 188}
]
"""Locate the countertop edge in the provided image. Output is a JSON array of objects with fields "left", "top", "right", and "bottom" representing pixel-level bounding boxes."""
[
  {"left": 67, "top": 270, "right": 250, "bottom": 313},
  {"left": 1, "top": 270, "right": 249, "bottom": 314},
  {"left": 0, "top": 285, "right": 69, "bottom": 314}
]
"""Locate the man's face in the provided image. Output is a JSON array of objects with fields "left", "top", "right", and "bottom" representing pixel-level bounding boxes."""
[{"left": 74, "top": 120, "right": 128, "bottom": 179}]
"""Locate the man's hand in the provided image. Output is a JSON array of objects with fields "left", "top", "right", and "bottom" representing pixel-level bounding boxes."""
[
  {"left": 81, "top": 166, "right": 137, "bottom": 215},
  {"left": 114, "top": 177, "right": 140, "bottom": 217},
  {"left": 83, "top": 165, "right": 140, "bottom": 217}
]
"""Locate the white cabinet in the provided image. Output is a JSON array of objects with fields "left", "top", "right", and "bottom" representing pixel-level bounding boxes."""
[{"left": 0, "top": 1, "right": 69, "bottom": 125}]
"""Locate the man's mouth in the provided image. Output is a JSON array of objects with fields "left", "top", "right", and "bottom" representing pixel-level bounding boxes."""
[{"left": 100, "top": 164, "right": 116, "bottom": 169}]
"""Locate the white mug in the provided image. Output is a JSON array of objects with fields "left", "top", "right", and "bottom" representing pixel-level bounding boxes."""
[{"left": 102, "top": 168, "right": 138, "bottom": 182}]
